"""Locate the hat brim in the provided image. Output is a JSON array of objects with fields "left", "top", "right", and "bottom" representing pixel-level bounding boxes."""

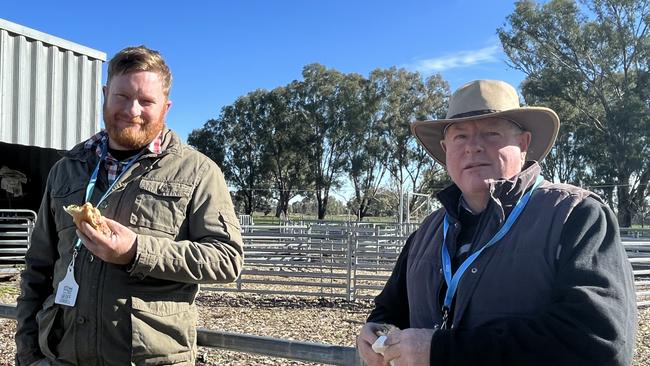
[{"left": 411, "top": 107, "right": 560, "bottom": 166}]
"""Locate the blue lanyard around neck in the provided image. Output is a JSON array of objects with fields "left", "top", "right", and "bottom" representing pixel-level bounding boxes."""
[
  {"left": 74, "top": 142, "right": 143, "bottom": 251},
  {"left": 440, "top": 175, "right": 544, "bottom": 316}
]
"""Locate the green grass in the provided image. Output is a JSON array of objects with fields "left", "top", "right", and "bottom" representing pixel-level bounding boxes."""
[{"left": 630, "top": 224, "right": 650, "bottom": 229}]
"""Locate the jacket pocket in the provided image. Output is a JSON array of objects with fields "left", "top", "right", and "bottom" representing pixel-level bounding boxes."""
[
  {"left": 130, "top": 296, "right": 197, "bottom": 365},
  {"left": 218, "top": 210, "right": 243, "bottom": 240},
  {"left": 36, "top": 295, "right": 64, "bottom": 360},
  {"left": 50, "top": 183, "right": 86, "bottom": 234},
  {"left": 130, "top": 179, "right": 193, "bottom": 236}
]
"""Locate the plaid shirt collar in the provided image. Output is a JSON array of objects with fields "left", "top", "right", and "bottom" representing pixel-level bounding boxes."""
[{"left": 83, "top": 130, "right": 164, "bottom": 184}]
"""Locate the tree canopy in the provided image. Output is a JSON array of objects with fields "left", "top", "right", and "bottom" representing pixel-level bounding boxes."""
[
  {"left": 189, "top": 64, "right": 448, "bottom": 219},
  {"left": 499, "top": 0, "right": 650, "bottom": 226},
  {"left": 189, "top": 0, "right": 650, "bottom": 225}
]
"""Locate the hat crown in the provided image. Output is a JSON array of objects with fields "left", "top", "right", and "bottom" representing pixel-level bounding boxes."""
[{"left": 446, "top": 80, "right": 521, "bottom": 119}]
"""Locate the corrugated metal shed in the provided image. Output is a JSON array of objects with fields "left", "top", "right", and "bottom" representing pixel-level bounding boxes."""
[{"left": 0, "top": 18, "right": 106, "bottom": 150}]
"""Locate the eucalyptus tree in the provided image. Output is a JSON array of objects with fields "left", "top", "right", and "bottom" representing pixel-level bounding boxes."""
[
  {"left": 499, "top": 0, "right": 650, "bottom": 226},
  {"left": 369, "top": 68, "right": 449, "bottom": 217},
  {"left": 262, "top": 84, "right": 312, "bottom": 218},
  {"left": 339, "top": 73, "right": 388, "bottom": 220},
  {"left": 520, "top": 78, "right": 591, "bottom": 185},
  {"left": 295, "top": 64, "right": 360, "bottom": 219},
  {"left": 188, "top": 90, "right": 272, "bottom": 215}
]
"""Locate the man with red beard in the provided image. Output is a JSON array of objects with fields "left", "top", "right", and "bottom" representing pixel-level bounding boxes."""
[{"left": 15, "top": 46, "right": 244, "bottom": 366}]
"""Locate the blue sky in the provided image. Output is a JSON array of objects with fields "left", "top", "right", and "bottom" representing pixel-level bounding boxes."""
[{"left": 3, "top": 0, "right": 525, "bottom": 142}]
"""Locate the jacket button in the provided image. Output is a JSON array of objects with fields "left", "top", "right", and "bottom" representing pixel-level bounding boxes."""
[
  {"left": 471, "top": 267, "right": 478, "bottom": 274},
  {"left": 76, "top": 316, "right": 86, "bottom": 324}
]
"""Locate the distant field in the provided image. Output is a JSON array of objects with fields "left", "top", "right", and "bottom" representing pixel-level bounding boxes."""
[
  {"left": 247, "top": 213, "right": 650, "bottom": 229},
  {"left": 249, "top": 213, "right": 396, "bottom": 225}
]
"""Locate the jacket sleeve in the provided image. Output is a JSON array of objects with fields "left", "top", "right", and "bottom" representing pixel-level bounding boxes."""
[
  {"left": 15, "top": 178, "right": 58, "bottom": 366},
  {"left": 128, "top": 158, "right": 244, "bottom": 284},
  {"left": 366, "top": 232, "right": 414, "bottom": 330},
  {"left": 429, "top": 197, "right": 637, "bottom": 366}
]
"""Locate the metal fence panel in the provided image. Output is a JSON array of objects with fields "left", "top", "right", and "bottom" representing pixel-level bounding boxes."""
[
  {"left": 208, "top": 223, "right": 650, "bottom": 306},
  {"left": 0, "top": 209, "right": 36, "bottom": 264}
]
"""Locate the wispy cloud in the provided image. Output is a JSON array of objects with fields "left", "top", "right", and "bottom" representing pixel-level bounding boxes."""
[{"left": 411, "top": 45, "right": 501, "bottom": 74}]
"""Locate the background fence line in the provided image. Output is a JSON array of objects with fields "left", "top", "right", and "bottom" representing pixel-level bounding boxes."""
[
  {"left": 1, "top": 219, "right": 649, "bottom": 364},
  {"left": 204, "top": 222, "right": 650, "bottom": 307},
  {"left": 2, "top": 211, "right": 649, "bottom": 305}
]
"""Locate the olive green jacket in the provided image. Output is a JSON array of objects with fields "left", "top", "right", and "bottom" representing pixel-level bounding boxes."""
[{"left": 16, "top": 128, "right": 244, "bottom": 366}]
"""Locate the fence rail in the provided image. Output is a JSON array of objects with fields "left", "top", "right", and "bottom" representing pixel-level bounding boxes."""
[
  {"left": 0, "top": 304, "right": 363, "bottom": 366},
  {"left": 1, "top": 221, "right": 649, "bottom": 364},
  {"left": 626, "top": 239, "right": 650, "bottom": 307},
  {"left": 204, "top": 223, "right": 650, "bottom": 306},
  {"left": 2, "top": 215, "right": 649, "bottom": 305},
  {"left": 206, "top": 224, "right": 408, "bottom": 301},
  {"left": 0, "top": 210, "right": 36, "bottom": 264}
]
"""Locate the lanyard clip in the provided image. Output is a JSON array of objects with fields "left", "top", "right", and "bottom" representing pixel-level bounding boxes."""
[{"left": 441, "top": 306, "right": 450, "bottom": 330}]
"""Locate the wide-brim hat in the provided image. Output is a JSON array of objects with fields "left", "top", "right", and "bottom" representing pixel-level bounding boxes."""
[{"left": 411, "top": 79, "right": 560, "bottom": 166}]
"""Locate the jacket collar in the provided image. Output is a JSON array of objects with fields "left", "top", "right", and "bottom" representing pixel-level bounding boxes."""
[
  {"left": 437, "top": 161, "right": 542, "bottom": 219},
  {"left": 63, "top": 127, "right": 182, "bottom": 161}
]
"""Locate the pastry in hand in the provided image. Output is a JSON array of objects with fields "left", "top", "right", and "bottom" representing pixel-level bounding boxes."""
[
  {"left": 63, "top": 202, "right": 111, "bottom": 235},
  {"left": 371, "top": 323, "right": 400, "bottom": 359}
]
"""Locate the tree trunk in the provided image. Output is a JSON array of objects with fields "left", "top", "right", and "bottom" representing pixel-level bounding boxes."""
[
  {"left": 274, "top": 191, "right": 290, "bottom": 219},
  {"left": 275, "top": 202, "right": 282, "bottom": 218},
  {"left": 618, "top": 207, "right": 633, "bottom": 228},
  {"left": 317, "top": 195, "right": 328, "bottom": 220},
  {"left": 280, "top": 197, "right": 289, "bottom": 218},
  {"left": 616, "top": 180, "right": 633, "bottom": 227},
  {"left": 245, "top": 191, "right": 254, "bottom": 215},
  {"left": 359, "top": 205, "right": 369, "bottom": 221}
]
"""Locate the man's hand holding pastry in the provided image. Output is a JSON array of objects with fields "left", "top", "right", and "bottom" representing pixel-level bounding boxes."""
[
  {"left": 65, "top": 203, "right": 137, "bottom": 265},
  {"left": 76, "top": 217, "right": 137, "bottom": 265}
]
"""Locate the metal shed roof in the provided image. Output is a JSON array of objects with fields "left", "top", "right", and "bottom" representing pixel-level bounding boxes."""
[{"left": 0, "top": 18, "right": 106, "bottom": 150}]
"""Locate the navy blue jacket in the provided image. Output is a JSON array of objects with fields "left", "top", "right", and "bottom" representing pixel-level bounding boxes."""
[{"left": 368, "top": 163, "right": 636, "bottom": 365}]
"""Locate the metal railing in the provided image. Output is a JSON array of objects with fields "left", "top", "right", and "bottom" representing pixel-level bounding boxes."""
[
  {"left": 205, "top": 223, "right": 650, "bottom": 306},
  {"left": 625, "top": 239, "right": 650, "bottom": 307},
  {"left": 2, "top": 223, "right": 649, "bottom": 364},
  {"left": 0, "top": 304, "right": 363, "bottom": 366},
  {"left": 206, "top": 224, "right": 408, "bottom": 301},
  {"left": 0, "top": 209, "right": 36, "bottom": 264}
]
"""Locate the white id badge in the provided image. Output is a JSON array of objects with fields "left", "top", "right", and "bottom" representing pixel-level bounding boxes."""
[{"left": 55, "top": 254, "right": 79, "bottom": 307}]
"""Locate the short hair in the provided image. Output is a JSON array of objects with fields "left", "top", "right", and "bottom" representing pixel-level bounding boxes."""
[{"left": 107, "top": 46, "right": 172, "bottom": 97}]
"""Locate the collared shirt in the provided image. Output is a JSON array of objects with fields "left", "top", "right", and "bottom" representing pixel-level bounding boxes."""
[
  {"left": 83, "top": 130, "right": 164, "bottom": 185},
  {"left": 453, "top": 195, "right": 482, "bottom": 261},
  {"left": 458, "top": 195, "right": 478, "bottom": 215}
]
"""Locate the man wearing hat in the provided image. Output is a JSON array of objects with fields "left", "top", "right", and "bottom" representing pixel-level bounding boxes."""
[{"left": 357, "top": 80, "right": 636, "bottom": 365}]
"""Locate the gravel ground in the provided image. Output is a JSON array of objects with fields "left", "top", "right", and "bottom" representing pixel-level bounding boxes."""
[{"left": 1, "top": 275, "right": 648, "bottom": 366}]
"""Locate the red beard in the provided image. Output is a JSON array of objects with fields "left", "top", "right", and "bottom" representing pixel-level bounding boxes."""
[{"left": 103, "top": 106, "right": 165, "bottom": 150}]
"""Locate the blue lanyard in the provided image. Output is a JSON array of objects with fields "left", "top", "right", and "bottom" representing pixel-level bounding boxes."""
[
  {"left": 73, "top": 142, "right": 143, "bottom": 251},
  {"left": 439, "top": 175, "right": 544, "bottom": 328}
]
